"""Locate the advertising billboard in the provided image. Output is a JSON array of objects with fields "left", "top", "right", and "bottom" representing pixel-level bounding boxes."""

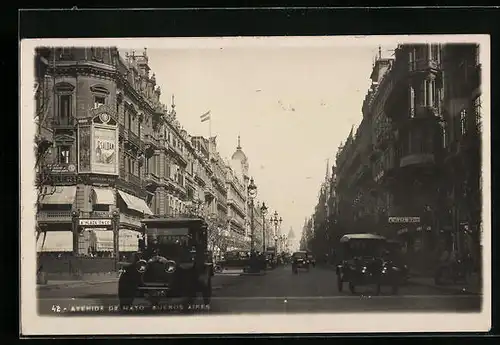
[{"left": 91, "top": 126, "right": 119, "bottom": 175}]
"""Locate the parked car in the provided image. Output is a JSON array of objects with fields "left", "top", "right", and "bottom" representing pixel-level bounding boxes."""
[
  {"left": 291, "top": 251, "right": 310, "bottom": 274},
  {"left": 335, "top": 234, "right": 406, "bottom": 295},
  {"left": 221, "top": 250, "right": 251, "bottom": 271},
  {"left": 118, "top": 217, "right": 213, "bottom": 310}
]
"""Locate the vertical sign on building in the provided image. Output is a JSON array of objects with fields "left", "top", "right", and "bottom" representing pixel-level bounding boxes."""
[{"left": 78, "top": 125, "right": 91, "bottom": 173}]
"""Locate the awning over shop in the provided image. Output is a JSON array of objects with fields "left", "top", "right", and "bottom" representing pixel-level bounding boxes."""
[
  {"left": 39, "top": 186, "right": 77, "bottom": 205},
  {"left": 117, "top": 190, "right": 153, "bottom": 215},
  {"left": 94, "top": 230, "right": 114, "bottom": 251},
  {"left": 37, "top": 231, "right": 73, "bottom": 252},
  {"left": 119, "top": 229, "right": 140, "bottom": 252},
  {"left": 92, "top": 187, "right": 115, "bottom": 205}
]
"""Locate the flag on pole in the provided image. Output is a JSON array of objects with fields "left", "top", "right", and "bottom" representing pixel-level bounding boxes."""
[{"left": 200, "top": 110, "right": 211, "bottom": 122}]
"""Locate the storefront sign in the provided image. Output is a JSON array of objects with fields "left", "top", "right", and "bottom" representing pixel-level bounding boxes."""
[
  {"left": 50, "top": 164, "right": 77, "bottom": 174},
  {"left": 388, "top": 216, "right": 420, "bottom": 224},
  {"left": 79, "top": 219, "right": 112, "bottom": 226},
  {"left": 92, "top": 126, "right": 118, "bottom": 175}
]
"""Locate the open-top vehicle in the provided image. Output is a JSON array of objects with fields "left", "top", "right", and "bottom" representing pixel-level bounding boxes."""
[
  {"left": 335, "top": 234, "right": 406, "bottom": 295},
  {"left": 117, "top": 217, "right": 213, "bottom": 310}
]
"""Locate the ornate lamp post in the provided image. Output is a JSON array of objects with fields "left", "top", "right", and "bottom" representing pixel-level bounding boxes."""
[
  {"left": 270, "top": 211, "right": 282, "bottom": 252},
  {"left": 247, "top": 177, "right": 257, "bottom": 253},
  {"left": 260, "top": 202, "right": 268, "bottom": 252}
]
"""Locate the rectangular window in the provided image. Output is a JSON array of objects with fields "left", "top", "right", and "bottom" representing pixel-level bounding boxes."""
[
  {"left": 94, "top": 96, "right": 106, "bottom": 109},
  {"left": 59, "top": 94, "right": 72, "bottom": 124},
  {"left": 127, "top": 157, "right": 132, "bottom": 174},
  {"left": 460, "top": 109, "right": 467, "bottom": 135},
  {"left": 57, "top": 145, "right": 70, "bottom": 164}
]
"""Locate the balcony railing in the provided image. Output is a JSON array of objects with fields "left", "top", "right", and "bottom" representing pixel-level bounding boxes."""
[
  {"left": 144, "top": 134, "right": 160, "bottom": 149},
  {"left": 143, "top": 172, "right": 160, "bottom": 186},
  {"left": 126, "top": 172, "right": 141, "bottom": 187},
  {"left": 128, "top": 131, "right": 141, "bottom": 148},
  {"left": 409, "top": 58, "right": 440, "bottom": 72},
  {"left": 37, "top": 210, "right": 72, "bottom": 223},
  {"left": 52, "top": 117, "right": 76, "bottom": 127}
]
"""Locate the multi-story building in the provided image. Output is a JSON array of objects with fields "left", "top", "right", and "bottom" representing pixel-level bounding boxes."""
[
  {"left": 35, "top": 47, "right": 154, "bottom": 261},
  {"left": 34, "top": 46, "right": 275, "bottom": 267},
  {"left": 209, "top": 137, "right": 228, "bottom": 228},
  {"left": 440, "top": 44, "right": 482, "bottom": 264},
  {"left": 331, "top": 43, "right": 482, "bottom": 268}
]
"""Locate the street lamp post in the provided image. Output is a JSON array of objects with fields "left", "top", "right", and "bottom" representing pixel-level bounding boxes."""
[
  {"left": 247, "top": 177, "right": 257, "bottom": 253},
  {"left": 261, "top": 202, "right": 268, "bottom": 252},
  {"left": 270, "top": 211, "right": 282, "bottom": 253}
]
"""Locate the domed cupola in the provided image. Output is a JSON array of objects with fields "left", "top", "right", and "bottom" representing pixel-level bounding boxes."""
[{"left": 231, "top": 135, "right": 249, "bottom": 179}]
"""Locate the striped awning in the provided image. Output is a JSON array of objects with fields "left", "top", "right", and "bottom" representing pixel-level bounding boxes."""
[
  {"left": 92, "top": 187, "right": 115, "bottom": 205},
  {"left": 117, "top": 190, "right": 153, "bottom": 215},
  {"left": 39, "top": 186, "right": 77, "bottom": 205},
  {"left": 37, "top": 231, "right": 73, "bottom": 252}
]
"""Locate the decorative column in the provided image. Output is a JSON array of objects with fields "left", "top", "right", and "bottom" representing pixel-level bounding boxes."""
[
  {"left": 112, "top": 209, "right": 120, "bottom": 270},
  {"left": 71, "top": 210, "right": 80, "bottom": 256}
]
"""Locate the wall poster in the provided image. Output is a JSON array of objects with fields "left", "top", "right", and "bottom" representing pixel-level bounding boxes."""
[
  {"left": 78, "top": 126, "right": 91, "bottom": 173},
  {"left": 91, "top": 125, "right": 119, "bottom": 175}
]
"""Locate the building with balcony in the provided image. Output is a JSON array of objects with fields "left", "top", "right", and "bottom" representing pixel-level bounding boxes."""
[
  {"left": 209, "top": 137, "right": 229, "bottom": 225},
  {"left": 331, "top": 43, "right": 482, "bottom": 266},
  {"left": 35, "top": 47, "right": 157, "bottom": 258},
  {"left": 440, "top": 44, "right": 482, "bottom": 263}
]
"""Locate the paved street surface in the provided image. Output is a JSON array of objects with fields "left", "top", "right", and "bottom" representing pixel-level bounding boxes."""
[{"left": 38, "top": 266, "right": 481, "bottom": 316}]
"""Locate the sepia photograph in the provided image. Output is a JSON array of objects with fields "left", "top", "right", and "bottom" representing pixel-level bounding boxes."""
[{"left": 20, "top": 35, "right": 490, "bottom": 335}]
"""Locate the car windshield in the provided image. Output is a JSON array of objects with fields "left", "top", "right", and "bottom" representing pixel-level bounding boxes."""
[
  {"left": 293, "top": 252, "right": 307, "bottom": 259},
  {"left": 347, "top": 239, "right": 385, "bottom": 258},
  {"left": 146, "top": 227, "right": 192, "bottom": 260}
]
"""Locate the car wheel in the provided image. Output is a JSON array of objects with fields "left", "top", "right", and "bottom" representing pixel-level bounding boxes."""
[
  {"left": 337, "top": 274, "right": 343, "bottom": 292},
  {"left": 349, "top": 282, "right": 356, "bottom": 294}
]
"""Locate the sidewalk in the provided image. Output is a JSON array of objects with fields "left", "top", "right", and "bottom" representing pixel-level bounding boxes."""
[
  {"left": 408, "top": 271, "right": 482, "bottom": 295},
  {"left": 37, "top": 272, "right": 120, "bottom": 291}
]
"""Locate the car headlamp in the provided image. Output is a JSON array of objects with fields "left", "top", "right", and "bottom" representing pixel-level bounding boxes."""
[
  {"left": 135, "top": 259, "right": 147, "bottom": 273},
  {"left": 165, "top": 260, "right": 176, "bottom": 273}
]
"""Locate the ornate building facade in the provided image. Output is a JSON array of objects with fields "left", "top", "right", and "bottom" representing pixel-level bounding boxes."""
[
  {"left": 330, "top": 44, "right": 482, "bottom": 270},
  {"left": 35, "top": 46, "right": 275, "bottom": 264}
]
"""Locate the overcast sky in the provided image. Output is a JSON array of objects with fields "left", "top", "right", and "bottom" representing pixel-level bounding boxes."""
[{"left": 126, "top": 39, "right": 396, "bottom": 250}]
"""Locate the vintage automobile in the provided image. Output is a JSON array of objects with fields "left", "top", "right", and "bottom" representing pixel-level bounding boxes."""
[
  {"left": 306, "top": 252, "right": 316, "bottom": 268},
  {"left": 117, "top": 217, "right": 214, "bottom": 309},
  {"left": 221, "top": 250, "right": 251, "bottom": 271},
  {"left": 291, "top": 251, "right": 310, "bottom": 274},
  {"left": 335, "top": 234, "right": 406, "bottom": 295}
]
